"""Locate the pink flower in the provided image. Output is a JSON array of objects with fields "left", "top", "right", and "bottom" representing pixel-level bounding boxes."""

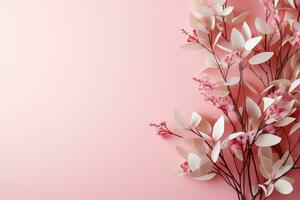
[
  {"left": 203, "top": 94, "right": 235, "bottom": 114},
  {"left": 180, "top": 161, "right": 192, "bottom": 175},
  {"left": 223, "top": 51, "right": 243, "bottom": 65},
  {"left": 229, "top": 131, "right": 255, "bottom": 152},
  {"left": 264, "top": 124, "right": 276, "bottom": 133},
  {"left": 193, "top": 76, "right": 216, "bottom": 91},
  {"left": 268, "top": 88, "right": 286, "bottom": 98},
  {"left": 149, "top": 122, "right": 171, "bottom": 137},
  {"left": 265, "top": 103, "right": 286, "bottom": 120}
]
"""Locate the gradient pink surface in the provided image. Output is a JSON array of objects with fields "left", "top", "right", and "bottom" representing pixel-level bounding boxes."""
[{"left": 0, "top": 0, "right": 299, "bottom": 200}]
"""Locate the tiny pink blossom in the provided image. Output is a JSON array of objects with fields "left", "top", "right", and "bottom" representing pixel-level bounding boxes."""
[
  {"left": 229, "top": 131, "right": 255, "bottom": 152},
  {"left": 264, "top": 124, "right": 276, "bottom": 133},
  {"left": 193, "top": 76, "right": 216, "bottom": 91},
  {"left": 149, "top": 122, "right": 171, "bottom": 137},
  {"left": 265, "top": 103, "right": 286, "bottom": 120},
  {"left": 203, "top": 94, "right": 235, "bottom": 114},
  {"left": 180, "top": 161, "right": 192, "bottom": 175}
]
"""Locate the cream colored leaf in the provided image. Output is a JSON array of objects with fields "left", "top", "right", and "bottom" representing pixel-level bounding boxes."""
[
  {"left": 289, "top": 79, "right": 300, "bottom": 93},
  {"left": 214, "top": 32, "right": 222, "bottom": 47},
  {"left": 249, "top": 52, "right": 274, "bottom": 65},
  {"left": 193, "top": 172, "right": 217, "bottom": 181},
  {"left": 241, "top": 22, "right": 252, "bottom": 40},
  {"left": 219, "top": 6, "right": 234, "bottom": 16},
  {"left": 263, "top": 97, "right": 275, "bottom": 112},
  {"left": 255, "top": 17, "right": 272, "bottom": 34},
  {"left": 211, "top": 141, "right": 221, "bottom": 162},
  {"left": 275, "top": 117, "right": 295, "bottom": 127},
  {"left": 275, "top": 179, "right": 293, "bottom": 194},
  {"left": 244, "top": 81, "right": 259, "bottom": 95},
  {"left": 196, "top": 5, "right": 215, "bottom": 17},
  {"left": 226, "top": 76, "right": 240, "bottom": 86},
  {"left": 174, "top": 110, "right": 189, "bottom": 129},
  {"left": 246, "top": 97, "right": 261, "bottom": 119},
  {"left": 244, "top": 36, "right": 262, "bottom": 51},
  {"left": 194, "top": 138, "right": 210, "bottom": 155},
  {"left": 196, "top": 117, "right": 212, "bottom": 134},
  {"left": 212, "top": 115, "right": 225, "bottom": 141},
  {"left": 232, "top": 11, "right": 251, "bottom": 24},
  {"left": 191, "top": 112, "right": 202, "bottom": 127},
  {"left": 287, "top": 0, "right": 296, "bottom": 9},
  {"left": 290, "top": 122, "right": 300, "bottom": 136},
  {"left": 231, "top": 28, "right": 245, "bottom": 50},
  {"left": 188, "top": 153, "right": 201, "bottom": 171},
  {"left": 176, "top": 146, "right": 189, "bottom": 159},
  {"left": 270, "top": 79, "right": 291, "bottom": 88},
  {"left": 255, "top": 134, "right": 281, "bottom": 147}
]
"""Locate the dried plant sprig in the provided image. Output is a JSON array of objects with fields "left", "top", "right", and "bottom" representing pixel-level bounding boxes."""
[{"left": 151, "top": 0, "right": 300, "bottom": 199}]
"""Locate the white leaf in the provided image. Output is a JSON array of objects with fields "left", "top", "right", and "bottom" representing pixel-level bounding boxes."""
[
  {"left": 176, "top": 146, "right": 189, "bottom": 159},
  {"left": 194, "top": 138, "right": 210, "bottom": 155},
  {"left": 255, "top": 17, "right": 272, "bottom": 34},
  {"left": 174, "top": 110, "right": 189, "bottom": 129},
  {"left": 289, "top": 79, "right": 300, "bottom": 93},
  {"left": 225, "top": 76, "right": 240, "bottom": 86},
  {"left": 189, "top": 13, "right": 209, "bottom": 33},
  {"left": 212, "top": 116, "right": 225, "bottom": 141},
  {"left": 290, "top": 122, "right": 300, "bottom": 136},
  {"left": 188, "top": 153, "right": 201, "bottom": 171},
  {"left": 287, "top": 0, "right": 296, "bottom": 9},
  {"left": 263, "top": 97, "right": 275, "bottom": 112},
  {"left": 266, "top": 184, "right": 275, "bottom": 197},
  {"left": 241, "top": 22, "right": 252, "bottom": 40},
  {"left": 244, "top": 36, "right": 262, "bottom": 51},
  {"left": 219, "top": 6, "right": 234, "bottom": 16},
  {"left": 211, "top": 141, "right": 221, "bottom": 162},
  {"left": 232, "top": 11, "right": 251, "bottom": 24},
  {"left": 193, "top": 172, "right": 217, "bottom": 181},
  {"left": 181, "top": 43, "right": 202, "bottom": 51},
  {"left": 214, "top": 32, "right": 222, "bottom": 47},
  {"left": 275, "top": 117, "right": 295, "bottom": 127},
  {"left": 217, "top": 43, "right": 234, "bottom": 53},
  {"left": 231, "top": 28, "right": 245, "bottom": 50},
  {"left": 275, "top": 179, "right": 293, "bottom": 194},
  {"left": 249, "top": 52, "right": 274, "bottom": 65},
  {"left": 191, "top": 112, "right": 202, "bottom": 127},
  {"left": 246, "top": 97, "right": 261, "bottom": 119},
  {"left": 244, "top": 81, "right": 259, "bottom": 95},
  {"left": 196, "top": 5, "right": 215, "bottom": 17},
  {"left": 255, "top": 134, "right": 281, "bottom": 147}
]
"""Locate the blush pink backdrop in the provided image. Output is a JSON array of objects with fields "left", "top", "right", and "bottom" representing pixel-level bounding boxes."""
[{"left": 0, "top": 0, "right": 298, "bottom": 200}]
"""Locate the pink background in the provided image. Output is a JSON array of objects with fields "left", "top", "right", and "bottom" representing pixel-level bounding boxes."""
[{"left": 0, "top": 0, "right": 298, "bottom": 199}]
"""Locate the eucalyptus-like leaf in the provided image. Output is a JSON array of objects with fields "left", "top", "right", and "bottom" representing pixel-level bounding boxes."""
[
  {"left": 188, "top": 153, "right": 201, "bottom": 171},
  {"left": 191, "top": 112, "right": 202, "bottom": 127},
  {"left": 255, "top": 134, "right": 281, "bottom": 147},
  {"left": 275, "top": 178, "right": 293, "bottom": 195},
  {"left": 275, "top": 117, "right": 295, "bottom": 127},
  {"left": 231, "top": 28, "right": 245, "bottom": 50},
  {"left": 193, "top": 172, "right": 217, "bottom": 181},
  {"left": 255, "top": 17, "right": 272, "bottom": 34},
  {"left": 249, "top": 52, "right": 274, "bottom": 65},
  {"left": 176, "top": 146, "right": 189, "bottom": 159},
  {"left": 174, "top": 110, "right": 189, "bottom": 129},
  {"left": 263, "top": 97, "right": 275, "bottom": 112},
  {"left": 246, "top": 97, "right": 261, "bottom": 119},
  {"left": 232, "top": 11, "right": 251, "bottom": 24},
  {"left": 211, "top": 141, "right": 221, "bottom": 162},
  {"left": 244, "top": 36, "right": 262, "bottom": 51},
  {"left": 212, "top": 115, "right": 225, "bottom": 141},
  {"left": 241, "top": 22, "right": 251, "bottom": 40},
  {"left": 290, "top": 122, "right": 300, "bottom": 136},
  {"left": 289, "top": 79, "right": 300, "bottom": 93},
  {"left": 196, "top": 5, "right": 215, "bottom": 17},
  {"left": 219, "top": 6, "right": 234, "bottom": 16},
  {"left": 225, "top": 76, "right": 240, "bottom": 86}
]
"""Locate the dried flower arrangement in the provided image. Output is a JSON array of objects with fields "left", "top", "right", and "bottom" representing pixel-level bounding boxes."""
[{"left": 150, "top": 0, "right": 300, "bottom": 199}]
